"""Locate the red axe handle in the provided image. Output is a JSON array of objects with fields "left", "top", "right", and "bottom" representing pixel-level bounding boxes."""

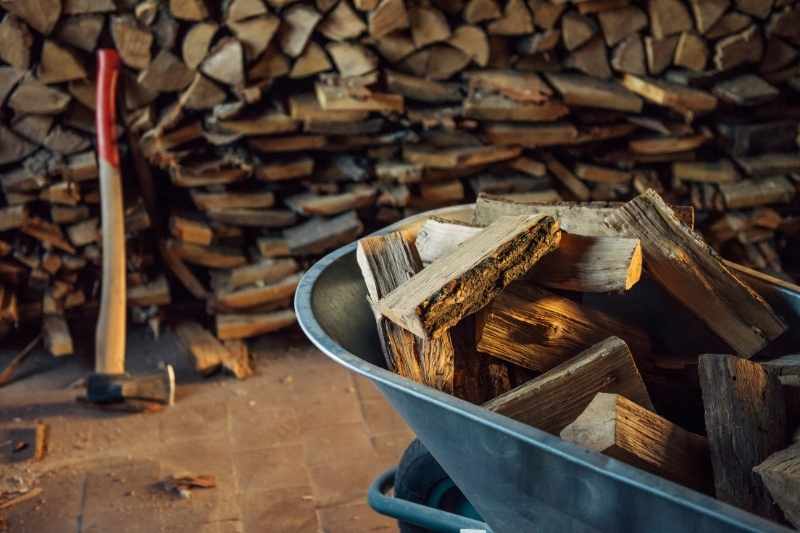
[{"left": 95, "top": 50, "right": 126, "bottom": 375}]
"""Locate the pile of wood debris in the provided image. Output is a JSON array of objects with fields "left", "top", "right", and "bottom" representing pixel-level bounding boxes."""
[
  {"left": 0, "top": 0, "right": 798, "bottom": 359},
  {"left": 358, "top": 191, "right": 800, "bottom": 527}
]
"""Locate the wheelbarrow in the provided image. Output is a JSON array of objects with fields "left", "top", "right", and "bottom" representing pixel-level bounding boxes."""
[{"left": 295, "top": 205, "right": 798, "bottom": 533}]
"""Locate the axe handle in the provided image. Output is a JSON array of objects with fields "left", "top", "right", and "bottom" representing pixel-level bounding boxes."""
[{"left": 95, "top": 50, "right": 126, "bottom": 375}]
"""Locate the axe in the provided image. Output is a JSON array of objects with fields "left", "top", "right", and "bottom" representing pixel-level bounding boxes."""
[{"left": 87, "top": 49, "right": 174, "bottom": 406}]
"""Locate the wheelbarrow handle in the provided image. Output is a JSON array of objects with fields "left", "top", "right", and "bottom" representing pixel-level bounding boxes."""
[{"left": 368, "top": 468, "right": 492, "bottom": 533}]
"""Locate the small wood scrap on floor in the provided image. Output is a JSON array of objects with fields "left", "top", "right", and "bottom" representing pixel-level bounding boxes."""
[
  {"left": 175, "top": 321, "right": 255, "bottom": 379},
  {"left": 161, "top": 474, "right": 216, "bottom": 499},
  {"left": 0, "top": 422, "right": 48, "bottom": 464}
]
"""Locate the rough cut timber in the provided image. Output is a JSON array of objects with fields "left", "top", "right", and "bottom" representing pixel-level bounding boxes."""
[
  {"left": 561, "top": 393, "right": 712, "bottom": 493},
  {"left": 605, "top": 191, "right": 785, "bottom": 357},
  {"left": 415, "top": 217, "right": 642, "bottom": 292},
  {"left": 476, "top": 282, "right": 651, "bottom": 372},
  {"left": 376, "top": 215, "right": 560, "bottom": 339},
  {"left": 216, "top": 310, "right": 297, "bottom": 340},
  {"left": 212, "top": 273, "right": 302, "bottom": 311},
  {"left": 754, "top": 442, "right": 800, "bottom": 529},
  {"left": 473, "top": 194, "right": 694, "bottom": 234},
  {"left": 485, "top": 336, "right": 652, "bottom": 434},
  {"left": 175, "top": 321, "right": 225, "bottom": 375},
  {"left": 357, "top": 230, "right": 454, "bottom": 392},
  {"left": 699, "top": 354, "right": 789, "bottom": 521}
]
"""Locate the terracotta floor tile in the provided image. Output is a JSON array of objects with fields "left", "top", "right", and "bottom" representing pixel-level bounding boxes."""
[
  {"left": 231, "top": 402, "right": 302, "bottom": 451},
  {"left": 81, "top": 458, "right": 163, "bottom": 517},
  {"left": 82, "top": 508, "right": 163, "bottom": 533},
  {"left": 302, "top": 422, "right": 378, "bottom": 467},
  {"left": 360, "top": 399, "right": 411, "bottom": 435},
  {"left": 158, "top": 401, "right": 230, "bottom": 444},
  {"left": 158, "top": 435, "right": 238, "bottom": 490},
  {"left": 308, "top": 460, "right": 382, "bottom": 508},
  {"left": 239, "top": 486, "right": 319, "bottom": 533},
  {"left": 352, "top": 375, "right": 385, "bottom": 402},
  {"left": 233, "top": 444, "right": 311, "bottom": 493},
  {"left": 318, "top": 501, "right": 398, "bottom": 532},
  {"left": 293, "top": 389, "right": 364, "bottom": 432},
  {"left": 158, "top": 489, "right": 242, "bottom": 528},
  {"left": 85, "top": 411, "right": 162, "bottom": 452},
  {"left": 2, "top": 467, "right": 84, "bottom": 533},
  {"left": 370, "top": 431, "right": 415, "bottom": 465},
  {"left": 229, "top": 401, "right": 302, "bottom": 452}
]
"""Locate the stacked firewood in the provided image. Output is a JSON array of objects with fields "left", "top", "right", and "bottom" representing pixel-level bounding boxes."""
[
  {"left": 0, "top": 0, "right": 799, "bottom": 350},
  {"left": 360, "top": 192, "right": 800, "bottom": 527},
  {"left": 0, "top": 2, "right": 171, "bottom": 355}
]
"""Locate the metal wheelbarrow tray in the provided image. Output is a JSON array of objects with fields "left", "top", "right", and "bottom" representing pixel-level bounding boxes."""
[{"left": 295, "top": 205, "right": 798, "bottom": 533}]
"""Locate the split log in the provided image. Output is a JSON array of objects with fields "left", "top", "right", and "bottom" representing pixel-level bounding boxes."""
[
  {"left": 216, "top": 310, "right": 297, "bottom": 340},
  {"left": 43, "top": 316, "right": 73, "bottom": 357},
  {"left": 561, "top": 393, "right": 712, "bottom": 492},
  {"left": 0, "top": 0, "right": 61, "bottom": 34},
  {"left": 170, "top": 240, "right": 247, "bottom": 269},
  {"left": 0, "top": 15, "right": 32, "bottom": 70},
  {"left": 170, "top": 215, "right": 213, "bottom": 245},
  {"left": 284, "top": 211, "right": 364, "bottom": 255},
  {"left": 205, "top": 208, "right": 297, "bottom": 228},
  {"left": 112, "top": 15, "right": 153, "bottom": 70},
  {"left": 138, "top": 51, "right": 194, "bottom": 92},
  {"left": 476, "top": 282, "right": 650, "bottom": 372},
  {"left": 485, "top": 337, "right": 652, "bottom": 434},
  {"left": 622, "top": 74, "right": 717, "bottom": 120},
  {"left": 213, "top": 272, "right": 302, "bottom": 311},
  {"left": 718, "top": 176, "right": 795, "bottom": 209},
  {"left": 128, "top": 277, "right": 171, "bottom": 307},
  {"left": 545, "top": 72, "right": 642, "bottom": 112},
  {"left": 604, "top": 190, "right": 785, "bottom": 357},
  {"left": 699, "top": 354, "right": 789, "bottom": 521},
  {"left": 182, "top": 22, "right": 218, "bottom": 70},
  {"left": 201, "top": 39, "right": 245, "bottom": 86},
  {"left": 175, "top": 321, "right": 225, "bottom": 375},
  {"left": 376, "top": 214, "right": 560, "bottom": 339},
  {"left": 754, "top": 443, "right": 800, "bottom": 529},
  {"left": 280, "top": 5, "right": 322, "bottom": 58},
  {"left": 357, "top": 230, "right": 454, "bottom": 391},
  {"left": 211, "top": 258, "right": 298, "bottom": 292}
]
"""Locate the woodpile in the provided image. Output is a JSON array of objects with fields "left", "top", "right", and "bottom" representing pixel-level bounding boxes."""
[
  {"left": 361, "top": 191, "right": 800, "bottom": 527},
  {"left": 0, "top": 0, "right": 799, "bottom": 360}
]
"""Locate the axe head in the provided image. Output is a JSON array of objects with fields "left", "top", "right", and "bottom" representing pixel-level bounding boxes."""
[{"left": 87, "top": 365, "right": 175, "bottom": 405}]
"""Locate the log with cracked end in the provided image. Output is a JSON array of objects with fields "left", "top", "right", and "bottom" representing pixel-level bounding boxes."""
[
  {"left": 561, "top": 392, "right": 712, "bottom": 493},
  {"left": 604, "top": 190, "right": 786, "bottom": 357},
  {"left": 357, "top": 229, "right": 454, "bottom": 392},
  {"left": 485, "top": 336, "right": 653, "bottom": 434},
  {"left": 376, "top": 214, "right": 560, "bottom": 339}
]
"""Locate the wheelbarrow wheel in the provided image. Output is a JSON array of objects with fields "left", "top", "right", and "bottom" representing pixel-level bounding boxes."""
[{"left": 395, "top": 439, "right": 456, "bottom": 533}]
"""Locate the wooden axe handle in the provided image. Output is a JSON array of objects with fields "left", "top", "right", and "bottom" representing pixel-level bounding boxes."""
[{"left": 95, "top": 49, "right": 126, "bottom": 375}]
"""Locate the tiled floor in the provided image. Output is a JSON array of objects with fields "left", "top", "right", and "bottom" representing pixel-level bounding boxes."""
[{"left": 0, "top": 327, "right": 413, "bottom": 532}]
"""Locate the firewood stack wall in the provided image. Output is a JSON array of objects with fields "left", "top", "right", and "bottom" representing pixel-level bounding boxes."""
[{"left": 0, "top": 0, "right": 799, "bottom": 351}]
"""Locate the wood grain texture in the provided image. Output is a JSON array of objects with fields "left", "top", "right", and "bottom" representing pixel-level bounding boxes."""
[
  {"left": 561, "top": 393, "right": 712, "bottom": 493},
  {"left": 485, "top": 337, "right": 652, "bottom": 434},
  {"left": 476, "top": 282, "right": 650, "bottom": 372},
  {"left": 415, "top": 216, "right": 642, "bottom": 292},
  {"left": 473, "top": 193, "right": 695, "bottom": 235},
  {"left": 754, "top": 442, "right": 800, "bottom": 528},
  {"left": 605, "top": 190, "right": 785, "bottom": 357},
  {"left": 357, "top": 229, "right": 454, "bottom": 392},
  {"left": 376, "top": 214, "right": 560, "bottom": 339},
  {"left": 699, "top": 354, "right": 789, "bottom": 521}
]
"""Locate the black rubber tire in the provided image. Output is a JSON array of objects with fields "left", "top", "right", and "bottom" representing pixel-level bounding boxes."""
[{"left": 394, "top": 438, "right": 453, "bottom": 533}]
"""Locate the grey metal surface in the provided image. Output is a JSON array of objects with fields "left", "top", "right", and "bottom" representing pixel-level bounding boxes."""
[{"left": 295, "top": 205, "right": 792, "bottom": 533}]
